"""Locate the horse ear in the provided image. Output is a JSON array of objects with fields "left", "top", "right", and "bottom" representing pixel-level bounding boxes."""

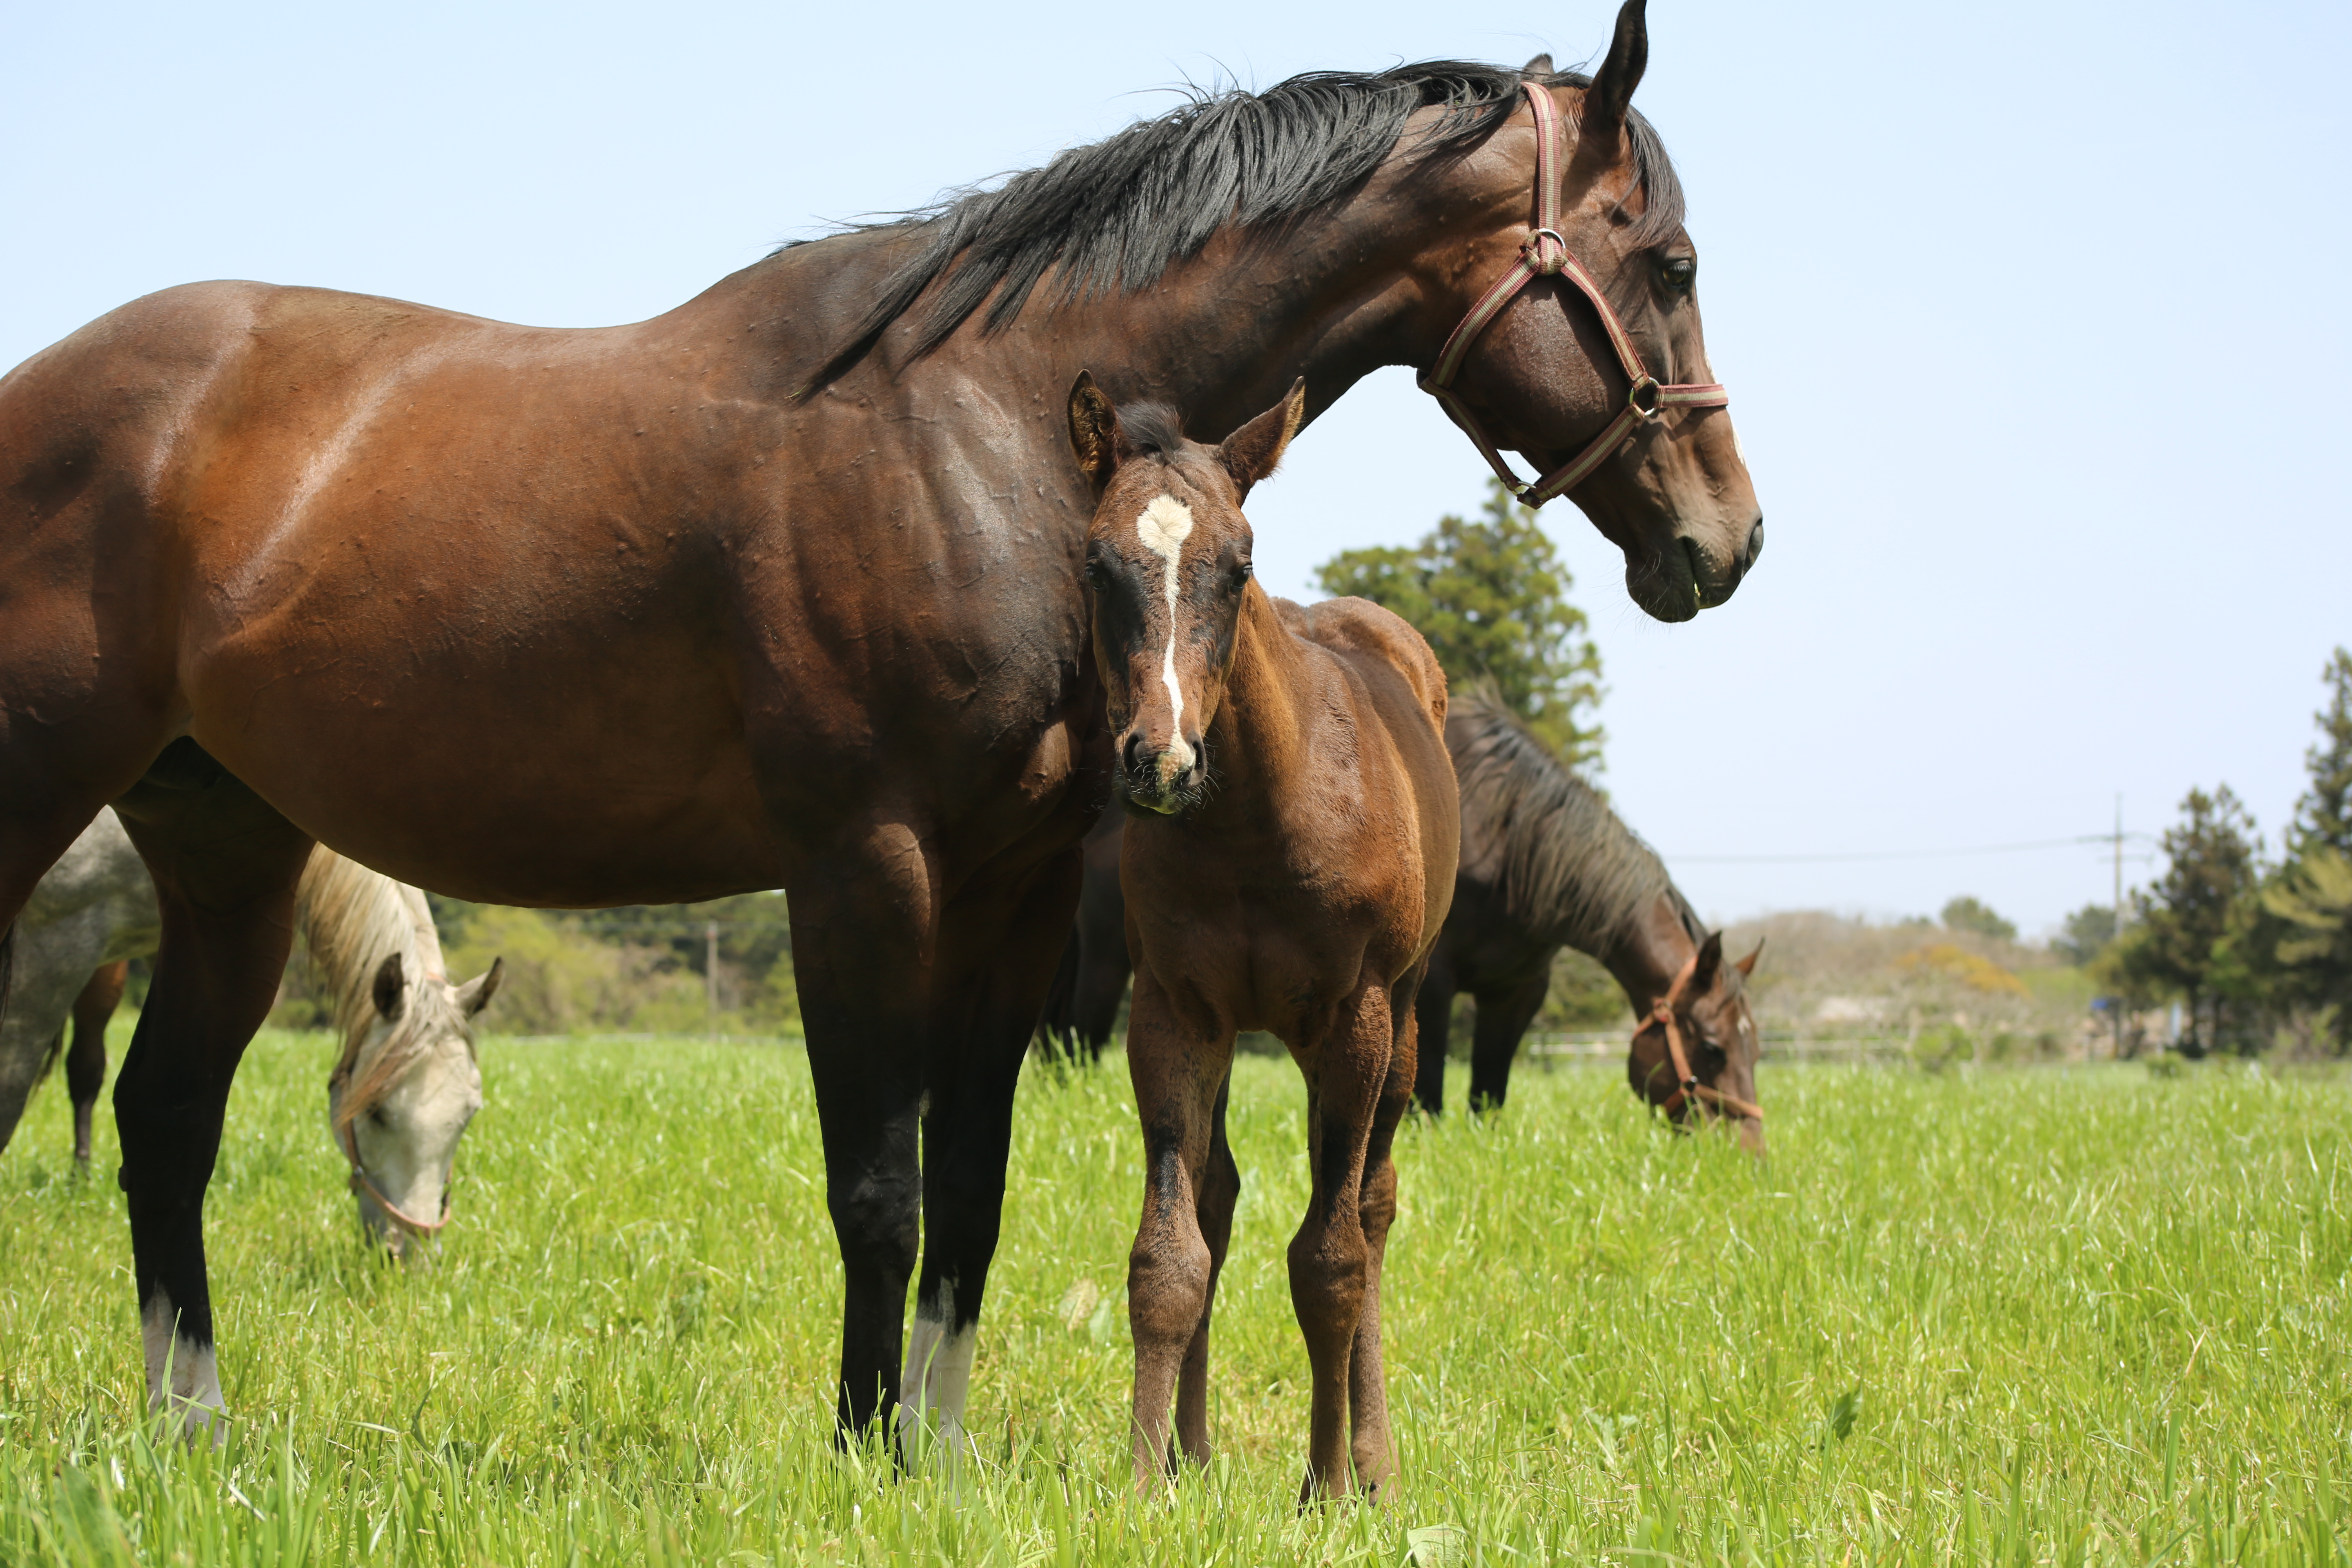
[
  {"left": 1522, "top": 51, "right": 1554, "bottom": 76},
  {"left": 1575, "top": 0, "right": 1649, "bottom": 170},
  {"left": 1690, "top": 929, "right": 1724, "bottom": 991},
  {"left": 1068, "top": 371, "right": 1123, "bottom": 491},
  {"left": 1217, "top": 379, "right": 1306, "bottom": 500},
  {"left": 1735, "top": 939, "right": 1763, "bottom": 978},
  {"left": 455, "top": 956, "right": 503, "bottom": 1016},
  {"left": 371, "top": 951, "right": 406, "bottom": 1021}
]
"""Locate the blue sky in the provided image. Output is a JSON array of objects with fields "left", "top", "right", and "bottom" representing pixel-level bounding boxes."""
[{"left": 7, "top": 0, "right": 2346, "bottom": 933}]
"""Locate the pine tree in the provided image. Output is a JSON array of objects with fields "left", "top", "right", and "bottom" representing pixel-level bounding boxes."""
[
  {"left": 2292, "top": 648, "right": 2352, "bottom": 855},
  {"left": 2110, "top": 786, "right": 2262, "bottom": 1054},
  {"left": 1314, "top": 479, "right": 1604, "bottom": 768}
]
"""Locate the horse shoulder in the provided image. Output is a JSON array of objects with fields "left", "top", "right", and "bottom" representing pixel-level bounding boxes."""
[{"left": 1288, "top": 595, "right": 1448, "bottom": 736}]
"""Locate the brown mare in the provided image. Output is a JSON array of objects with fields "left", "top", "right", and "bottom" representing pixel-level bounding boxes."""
[
  {"left": 0, "top": 2, "right": 1758, "bottom": 1442},
  {"left": 1414, "top": 685, "right": 1763, "bottom": 1146},
  {"left": 1069, "top": 377, "right": 1456, "bottom": 1500}
]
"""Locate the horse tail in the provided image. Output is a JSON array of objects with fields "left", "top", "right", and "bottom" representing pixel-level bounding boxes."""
[{"left": 1032, "top": 933, "right": 1083, "bottom": 1060}]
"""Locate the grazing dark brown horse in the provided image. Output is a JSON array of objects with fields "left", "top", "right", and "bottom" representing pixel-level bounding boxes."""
[
  {"left": 1414, "top": 686, "right": 1762, "bottom": 1147},
  {"left": 1069, "top": 377, "right": 1457, "bottom": 1501},
  {"left": 0, "top": 2, "right": 1758, "bottom": 1441},
  {"left": 1035, "top": 685, "right": 1762, "bottom": 1143}
]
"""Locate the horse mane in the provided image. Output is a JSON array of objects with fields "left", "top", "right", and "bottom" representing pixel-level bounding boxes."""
[
  {"left": 1449, "top": 681, "right": 1701, "bottom": 956},
  {"left": 806, "top": 64, "right": 1685, "bottom": 390},
  {"left": 300, "top": 847, "right": 470, "bottom": 1138}
]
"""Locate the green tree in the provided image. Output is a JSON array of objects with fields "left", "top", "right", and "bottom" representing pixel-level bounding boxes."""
[
  {"left": 2106, "top": 786, "right": 2262, "bottom": 1055},
  {"left": 2052, "top": 904, "right": 2116, "bottom": 968},
  {"left": 1314, "top": 479, "right": 1604, "bottom": 768},
  {"left": 1940, "top": 895, "right": 2016, "bottom": 943},
  {"left": 2291, "top": 648, "right": 2352, "bottom": 856}
]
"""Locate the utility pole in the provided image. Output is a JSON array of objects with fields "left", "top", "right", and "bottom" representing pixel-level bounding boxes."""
[
  {"left": 706, "top": 919, "right": 721, "bottom": 1038},
  {"left": 2110, "top": 796, "right": 2124, "bottom": 1060}
]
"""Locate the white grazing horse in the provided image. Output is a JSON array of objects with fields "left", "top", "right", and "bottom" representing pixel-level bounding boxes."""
[{"left": 0, "top": 811, "right": 501, "bottom": 1259}]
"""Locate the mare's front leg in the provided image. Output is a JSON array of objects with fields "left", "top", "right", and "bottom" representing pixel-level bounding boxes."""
[
  {"left": 896, "top": 846, "right": 1083, "bottom": 1467},
  {"left": 1125, "top": 969, "right": 1235, "bottom": 1489},
  {"left": 69, "top": 960, "right": 129, "bottom": 1169},
  {"left": 1288, "top": 982, "right": 1392, "bottom": 1502},
  {"left": 1171, "top": 1071, "right": 1238, "bottom": 1464},
  {"left": 791, "top": 824, "right": 937, "bottom": 1442},
  {"left": 1347, "top": 971, "right": 1424, "bottom": 1500},
  {"left": 111, "top": 757, "right": 314, "bottom": 1441}
]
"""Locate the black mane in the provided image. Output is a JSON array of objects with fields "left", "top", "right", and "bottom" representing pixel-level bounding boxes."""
[
  {"left": 1449, "top": 681, "right": 1702, "bottom": 956},
  {"left": 805, "top": 64, "right": 1684, "bottom": 391}
]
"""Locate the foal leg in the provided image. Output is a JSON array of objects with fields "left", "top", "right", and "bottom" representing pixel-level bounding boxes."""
[
  {"left": 1347, "top": 973, "right": 1423, "bottom": 1500},
  {"left": 1171, "top": 1072, "right": 1238, "bottom": 1465},
  {"left": 1125, "top": 969, "right": 1235, "bottom": 1489},
  {"left": 68, "top": 960, "right": 129, "bottom": 1169},
  {"left": 111, "top": 753, "right": 314, "bottom": 1441},
  {"left": 1288, "top": 982, "right": 1392, "bottom": 1502},
  {"left": 1466, "top": 971, "right": 1550, "bottom": 1114},
  {"left": 897, "top": 849, "right": 1081, "bottom": 1467}
]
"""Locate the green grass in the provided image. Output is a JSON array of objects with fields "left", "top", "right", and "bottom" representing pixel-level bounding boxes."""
[{"left": 0, "top": 1025, "right": 2346, "bottom": 1565}]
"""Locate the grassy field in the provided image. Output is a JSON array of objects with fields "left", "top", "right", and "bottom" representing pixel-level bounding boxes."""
[{"left": 0, "top": 1026, "right": 2345, "bottom": 1566}]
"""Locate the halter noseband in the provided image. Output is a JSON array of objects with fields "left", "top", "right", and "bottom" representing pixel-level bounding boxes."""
[
  {"left": 1419, "top": 82, "right": 1729, "bottom": 506},
  {"left": 338, "top": 1116, "right": 455, "bottom": 1239},
  {"left": 1639, "top": 948, "right": 1766, "bottom": 1126}
]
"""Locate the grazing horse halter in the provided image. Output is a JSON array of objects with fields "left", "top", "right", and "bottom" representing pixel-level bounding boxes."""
[
  {"left": 1638, "top": 949, "right": 1766, "bottom": 1125},
  {"left": 338, "top": 1119, "right": 455, "bottom": 1238},
  {"left": 1419, "top": 81, "right": 1729, "bottom": 506}
]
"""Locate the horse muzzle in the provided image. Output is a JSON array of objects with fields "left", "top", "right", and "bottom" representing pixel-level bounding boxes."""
[{"left": 1117, "top": 730, "right": 1204, "bottom": 815}]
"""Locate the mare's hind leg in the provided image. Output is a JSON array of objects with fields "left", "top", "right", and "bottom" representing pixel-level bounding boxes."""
[
  {"left": 898, "top": 846, "right": 1084, "bottom": 1464},
  {"left": 1171, "top": 1072, "right": 1238, "bottom": 1466},
  {"left": 1466, "top": 971, "right": 1550, "bottom": 1114},
  {"left": 1287, "top": 982, "right": 1392, "bottom": 1503},
  {"left": 110, "top": 748, "right": 314, "bottom": 1440},
  {"left": 1347, "top": 969, "right": 1424, "bottom": 1501},
  {"left": 68, "top": 960, "right": 129, "bottom": 1169}
]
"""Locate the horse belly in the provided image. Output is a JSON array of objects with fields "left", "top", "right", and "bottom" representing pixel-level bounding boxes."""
[{"left": 182, "top": 555, "right": 784, "bottom": 906}]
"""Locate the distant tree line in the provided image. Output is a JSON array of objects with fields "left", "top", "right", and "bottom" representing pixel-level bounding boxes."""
[{"left": 2056, "top": 649, "right": 2352, "bottom": 1056}]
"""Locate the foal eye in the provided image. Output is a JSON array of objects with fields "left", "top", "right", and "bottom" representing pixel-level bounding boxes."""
[
  {"left": 1659, "top": 256, "right": 1696, "bottom": 292},
  {"left": 1228, "top": 562, "right": 1252, "bottom": 591}
]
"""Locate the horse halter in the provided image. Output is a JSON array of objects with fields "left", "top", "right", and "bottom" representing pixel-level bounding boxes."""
[
  {"left": 1638, "top": 948, "right": 1766, "bottom": 1125},
  {"left": 338, "top": 1116, "right": 455, "bottom": 1240},
  {"left": 1419, "top": 81, "right": 1729, "bottom": 506}
]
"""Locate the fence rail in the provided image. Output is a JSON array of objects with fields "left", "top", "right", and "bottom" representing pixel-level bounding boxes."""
[{"left": 1524, "top": 1033, "right": 1915, "bottom": 1062}]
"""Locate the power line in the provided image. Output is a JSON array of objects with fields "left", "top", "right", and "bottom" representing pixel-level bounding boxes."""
[{"left": 1667, "top": 832, "right": 2157, "bottom": 866}]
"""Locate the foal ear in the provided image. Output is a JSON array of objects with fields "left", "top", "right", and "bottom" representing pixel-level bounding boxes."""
[
  {"left": 372, "top": 951, "right": 406, "bottom": 1022},
  {"left": 1217, "top": 379, "right": 1306, "bottom": 501},
  {"left": 455, "top": 956, "right": 504, "bottom": 1017},
  {"left": 1734, "top": 939, "right": 1764, "bottom": 978},
  {"left": 1522, "top": 51, "right": 1554, "bottom": 76},
  {"left": 1067, "top": 371, "right": 1123, "bottom": 491},
  {"left": 1574, "top": 0, "right": 1649, "bottom": 170},
  {"left": 1689, "top": 929, "right": 1724, "bottom": 993}
]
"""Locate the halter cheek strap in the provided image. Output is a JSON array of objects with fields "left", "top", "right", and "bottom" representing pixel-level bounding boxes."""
[
  {"left": 1419, "top": 82, "right": 1729, "bottom": 506},
  {"left": 339, "top": 1118, "right": 454, "bottom": 1238}
]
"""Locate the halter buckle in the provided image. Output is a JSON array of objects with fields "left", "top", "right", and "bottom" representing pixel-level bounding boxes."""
[
  {"left": 1628, "top": 375, "right": 1664, "bottom": 420},
  {"left": 1522, "top": 227, "right": 1568, "bottom": 275}
]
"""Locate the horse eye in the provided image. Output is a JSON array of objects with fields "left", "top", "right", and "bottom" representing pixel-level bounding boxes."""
[
  {"left": 1660, "top": 257, "right": 1695, "bottom": 292},
  {"left": 1229, "top": 561, "right": 1252, "bottom": 591},
  {"left": 1082, "top": 558, "right": 1107, "bottom": 588}
]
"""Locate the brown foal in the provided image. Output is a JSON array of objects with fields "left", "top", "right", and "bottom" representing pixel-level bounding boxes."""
[{"left": 1069, "top": 376, "right": 1459, "bottom": 1501}]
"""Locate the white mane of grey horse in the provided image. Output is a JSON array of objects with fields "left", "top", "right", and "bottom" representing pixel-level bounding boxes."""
[{"left": 0, "top": 812, "right": 501, "bottom": 1267}]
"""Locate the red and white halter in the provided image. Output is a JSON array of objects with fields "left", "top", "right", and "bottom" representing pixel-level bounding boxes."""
[{"left": 1419, "top": 82, "right": 1729, "bottom": 506}]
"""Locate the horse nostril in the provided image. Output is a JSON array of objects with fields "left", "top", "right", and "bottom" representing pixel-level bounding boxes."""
[
  {"left": 1122, "top": 733, "right": 1149, "bottom": 778},
  {"left": 1745, "top": 518, "right": 1764, "bottom": 569}
]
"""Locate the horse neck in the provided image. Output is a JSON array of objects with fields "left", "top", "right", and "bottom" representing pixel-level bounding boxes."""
[
  {"left": 1596, "top": 890, "right": 1697, "bottom": 1014},
  {"left": 295, "top": 848, "right": 447, "bottom": 1055},
  {"left": 1199, "top": 588, "right": 1315, "bottom": 820}
]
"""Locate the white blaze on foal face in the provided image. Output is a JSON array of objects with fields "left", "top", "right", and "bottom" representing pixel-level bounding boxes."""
[{"left": 1133, "top": 493, "right": 1196, "bottom": 783}]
